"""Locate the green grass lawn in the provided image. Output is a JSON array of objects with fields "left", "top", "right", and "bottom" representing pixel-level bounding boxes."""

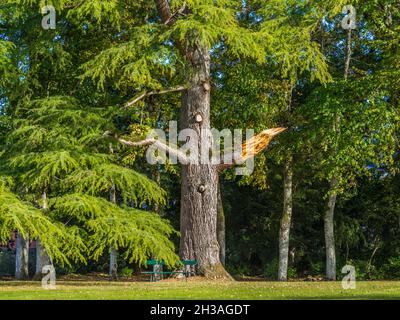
[{"left": 0, "top": 280, "right": 399, "bottom": 300}]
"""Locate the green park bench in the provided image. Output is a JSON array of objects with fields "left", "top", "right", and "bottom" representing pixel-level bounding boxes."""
[{"left": 141, "top": 259, "right": 197, "bottom": 282}]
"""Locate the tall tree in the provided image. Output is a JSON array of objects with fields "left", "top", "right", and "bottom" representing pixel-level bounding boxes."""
[
  {"left": 59, "top": 0, "right": 288, "bottom": 277},
  {"left": 300, "top": 1, "right": 399, "bottom": 280},
  {"left": 4, "top": 96, "right": 178, "bottom": 269},
  {"left": 211, "top": 0, "right": 335, "bottom": 280}
]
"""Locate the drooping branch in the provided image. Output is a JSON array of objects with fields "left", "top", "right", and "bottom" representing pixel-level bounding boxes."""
[{"left": 125, "top": 86, "right": 187, "bottom": 108}]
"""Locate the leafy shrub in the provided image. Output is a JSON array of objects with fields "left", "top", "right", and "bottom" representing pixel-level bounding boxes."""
[
  {"left": 263, "top": 258, "right": 279, "bottom": 279},
  {"left": 229, "top": 265, "right": 252, "bottom": 277},
  {"left": 341, "top": 260, "right": 385, "bottom": 280},
  {"left": 309, "top": 261, "right": 324, "bottom": 276},
  {"left": 287, "top": 266, "right": 297, "bottom": 279},
  {"left": 342, "top": 259, "right": 367, "bottom": 280},
  {"left": 263, "top": 259, "right": 297, "bottom": 280},
  {"left": 120, "top": 266, "right": 133, "bottom": 277},
  {"left": 381, "top": 257, "right": 400, "bottom": 279}
]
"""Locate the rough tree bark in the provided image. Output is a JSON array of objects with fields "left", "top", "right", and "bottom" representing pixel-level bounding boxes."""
[
  {"left": 15, "top": 233, "right": 29, "bottom": 280},
  {"left": 34, "top": 191, "right": 52, "bottom": 280},
  {"left": 217, "top": 184, "right": 226, "bottom": 266},
  {"left": 278, "top": 155, "right": 293, "bottom": 281},
  {"left": 179, "top": 44, "right": 228, "bottom": 278},
  {"left": 152, "top": 1, "right": 225, "bottom": 277},
  {"left": 324, "top": 28, "right": 352, "bottom": 280}
]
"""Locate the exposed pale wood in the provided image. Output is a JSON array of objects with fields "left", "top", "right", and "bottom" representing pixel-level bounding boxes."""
[{"left": 219, "top": 127, "right": 286, "bottom": 170}]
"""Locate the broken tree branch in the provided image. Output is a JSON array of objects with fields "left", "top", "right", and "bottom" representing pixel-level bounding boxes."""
[
  {"left": 219, "top": 127, "right": 287, "bottom": 170},
  {"left": 105, "top": 127, "right": 286, "bottom": 169}
]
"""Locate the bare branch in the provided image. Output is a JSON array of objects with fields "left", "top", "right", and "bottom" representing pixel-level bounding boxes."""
[
  {"left": 106, "top": 132, "right": 190, "bottom": 164},
  {"left": 125, "top": 86, "right": 187, "bottom": 108},
  {"left": 117, "top": 137, "right": 157, "bottom": 147}
]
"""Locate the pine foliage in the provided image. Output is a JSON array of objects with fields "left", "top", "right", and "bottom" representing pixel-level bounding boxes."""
[
  {"left": 1, "top": 95, "right": 177, "bottom": 266},
  {"left": 52, "top": 194, "right": 178, "bottom": 266},
  {"left": 0, "top": 180, "right": 86, "bottom": 265}
]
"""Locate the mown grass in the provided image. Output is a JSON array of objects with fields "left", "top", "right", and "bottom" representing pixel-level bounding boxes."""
[{"left": 0, "top": 280, "right": 399, "bottom": 300}]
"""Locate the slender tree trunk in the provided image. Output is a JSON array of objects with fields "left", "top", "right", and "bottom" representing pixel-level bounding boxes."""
[
  {"left": 324, "top": 29, "right": 352, "bottom": 281},
  {"left": 152, "top": 166, "right": 162, "bottom": 214},
  {"left": 278, "top": 155, "right": 293, "bottom": 281},
  {"left": 34, "top": 191, "right": 52, "bottom": 280},
  {"left": 217, "top": 184, "right": 226, "bottom": 266},
  {"left": 366, "top": 236, "right": 380, "bottom": 278},
  {"left": 278, "top": 84, "right": 294, "bottom": 281},
  {"left": 109, "top": 246, "right": 118, "bottom": 280},
  {"left": 324, "top": 176, "right": 338, "bottom": 280},
  {"left": 152, "top": 166, "right": 163, "bottom": 279},
  {"left": 109, "top": 184, "right": 118, "bottom": 281},
  {"left": 15, "top": 233, "right": 29, "bottom": 280},
  {"left": 179, "top": 45, "right": 229, "bottom": 278},
  {"left": 344, "top": 29, "right": 352, "bottom": 81}
]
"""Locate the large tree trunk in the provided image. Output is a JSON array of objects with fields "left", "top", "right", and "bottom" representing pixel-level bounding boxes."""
[
  {"left": 179, "top": 45, "right": 229, "bottom": 279},
  {"left": 15, "top": 233, "right": 29, "bottom": 280},
  {"left": 34, "top": 191, "right": 52, "bottom": 280},
  {"left": 278, "top": 155, "right": 293, "bottom": 281},
  {"left": 217, "top": 184, "right": 226, "bottom": 266},
  {"left": 153, "top": 0, "right": 229, "bottom": 279}
]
